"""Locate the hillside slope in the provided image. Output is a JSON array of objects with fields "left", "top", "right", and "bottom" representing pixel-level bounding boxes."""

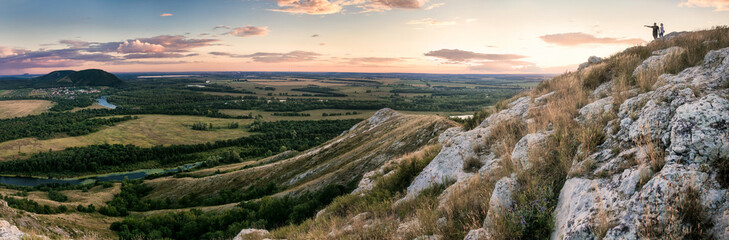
[
  {"left": 144, "top": 108, "right": 457, "bottom": 200},
  {"left": 255, "top": 27, "right": 729, "bottom": 240}
]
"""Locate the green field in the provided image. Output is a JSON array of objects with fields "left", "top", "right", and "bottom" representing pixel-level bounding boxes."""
[{"left": 0, "top": 115, "right": 252, "bottom": 160}]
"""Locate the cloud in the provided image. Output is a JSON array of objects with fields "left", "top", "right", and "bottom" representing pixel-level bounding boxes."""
[
  {"left": 0, "top": 35, "right": 217, "bottom": 72},
  {"left": 678, "top": 0, "right": 729, "bottom": 11},
  {"left": 214, "top": 25, "right": 231, "bottom": 30},
  {"left": 370, "top": 0, "right": 427, "bottom": 9},
  {"left": 124, "top": 53, "right": 189, "bottom": 59},
  {"left": 468, "top": 60, "right": 540, "bottom": 73},
  {"left": 133, "top": 35, "right": 218, "bottom": 51},
  {"left": 0, "top": 47, "right": 119, "bottom": 71},
  {"left": 117, "top": 40, "right": 166, "bottom": 53},
  {"left": 406, "top": 18, "right": 456, "bottom": 26},
  {"left": 424, "top": 2, "right": 444, "bottom": 10},
  {"left": 346, "top": 57, "right": 405, "bottom": 64},
  {"left": 270, "top": 0, "right": 344, "bottom": 15},
  {"left": 539, "top": 32, "right": 645, "bottom": 46},
  {"left": 465, "top": 18, "right": 477, "bottom": 23},
  {"left": 320, "top": 43, "right": 327, "bottom": 46},
  {"left": 228, "top": 26, "right": 269, "bottom": 37},
  {"left": 210, "top": 50, "right": 320, "bottom": 63},
  {"left": 311, "top": 34, "right": 320, "bottom": 37},
  {"left": 244, "top": 51, "right": 320, "bottom": 63},
  {"left": 424, "top": 49, "right": 527, "bottom": 63},
  {"left": 270, "top": 0, "right": 428, "bottom": 15},
  {"left": 59, "top": 40, "right": 90, "bottom": 48},
  {"left": 160, "top": 13, "right": 173, "bottom": 17}
]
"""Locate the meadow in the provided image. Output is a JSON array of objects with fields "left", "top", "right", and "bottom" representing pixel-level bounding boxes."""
[
  {"left": 0, "top": 100, "right": 54, "bottom": 119},
  {"left": 0, "top": 115, "right": 252, "bottom": 160}
]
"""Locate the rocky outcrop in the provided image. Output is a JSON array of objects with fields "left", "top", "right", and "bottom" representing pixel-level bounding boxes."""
[
  {"left": 510, "top": 132, "right": 549, "bottom": 170},
  {"left": 483, "top": 176, "right": 517, "bottom": 229},
  {"left": 0, "top": 220, "right": 26, "bottom": 240},
  {"left": 554, "top": 47, "right": 729, "bottom": 240},
  {"left": 233, "top": 228, "right": 270, "bottom": 240},
  {"left": 578, "top": 56, "right": 603, "bottom": 71},
  {"left": 633, "top": 47, "right": 685, "bottom": 76}
]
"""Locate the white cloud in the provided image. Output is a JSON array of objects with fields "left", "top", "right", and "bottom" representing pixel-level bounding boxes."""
[{"left": 117, "top": 40, "right": 166, "bottom": 53}]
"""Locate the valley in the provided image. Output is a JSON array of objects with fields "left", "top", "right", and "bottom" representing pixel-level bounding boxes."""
[{"left": 0, "top": 69, "right": 540, "bottom": 239}]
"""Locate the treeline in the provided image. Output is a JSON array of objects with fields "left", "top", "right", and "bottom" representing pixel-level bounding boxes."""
[
  {"left": 49, "top": 96, "right": 94, "bottom": 111},
  {"left": 187, "top": 84, "right": 254, "bottom": 94},
  {"left": 272, "top": 112, "right": 310, "bottom": 117},
  {"left": 0, "top": 194, "right": 69, "bottom": 214},
  {"left": 322, "top": 111, "right": 358, "bottom": 117},
  {"left": 0, "top": 112, "right": 136, "bottom": 142},
  {"left": 0, "top": 119, "right": 361, "bottom": 177},
  {"left": 99, "top": 180, "right": 279, "bottom": 216},
  {"left": 110, "top": 184, "right": 353, "bottom": 240},
  {"left": 292, "top": 86, "right": 347, "bottom": 97}
]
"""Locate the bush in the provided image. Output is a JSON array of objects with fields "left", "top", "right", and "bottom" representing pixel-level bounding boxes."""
[
  {"left": 47, "top": 190, "right": 68, "bottom": 202},
  {"left": 463, "top": 155, "right": 483, "bottom": 173}
]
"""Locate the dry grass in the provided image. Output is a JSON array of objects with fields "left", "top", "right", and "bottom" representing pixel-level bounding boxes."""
[{"left": 0, "top": 100, "right": 54, "bottom": 119}]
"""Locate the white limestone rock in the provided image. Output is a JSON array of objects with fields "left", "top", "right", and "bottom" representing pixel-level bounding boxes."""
[
  {"left": 632, "top": 47, "right": 685, "bottom": 77},
  {"left": 0, "top": 220, "right": 26, "bottom": 240},
  {"left": 510, "top": 132, "right": 550, "bottom": 170},
  {"left": 483, "top": 176, "right": 517, "bottom": 229},
  {"left": 233, "top": 229, "right": 270, "bottom": 240},
  {"left": 667, "top": 94, "right": 729, "bottom": 164},
  {"left": 577, "top": 96, "right": 614, "bottom": 123},
  {"left": 463, "top": 228, "right": 490, "bottom": 240}
]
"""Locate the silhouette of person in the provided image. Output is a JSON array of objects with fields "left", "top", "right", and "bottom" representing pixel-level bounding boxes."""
[
  {"left": 645, "top": 23, "right": 659, "bottom": 40},
  {"left": 659, "top": 23, "right": 665, "bottom": 38}
]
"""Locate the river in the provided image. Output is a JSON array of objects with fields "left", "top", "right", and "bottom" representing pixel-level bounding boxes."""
[
  {"left": 0, "top": 162, "right": 201, "bottom": 187},
  {"left": 96, "top": 95, "right": 117, "bottom": 109}
]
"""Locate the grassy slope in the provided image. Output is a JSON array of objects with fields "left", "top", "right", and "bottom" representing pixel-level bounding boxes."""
[
  {"left": 0, "top": 114, "right": 252, "bottom": 160},
  {"left": 0, "top": 100, "right": 54, "bottom": 119},
  {"left": 268, "top": 27, "right": 729, "bottom": 239},
  {"left": 143, "top": 111, "right": 457, "bottom": 201}
]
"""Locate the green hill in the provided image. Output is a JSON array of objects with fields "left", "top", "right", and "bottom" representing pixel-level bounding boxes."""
[{"left": 31, "top": 69, "right": 124, "bottom": 87}]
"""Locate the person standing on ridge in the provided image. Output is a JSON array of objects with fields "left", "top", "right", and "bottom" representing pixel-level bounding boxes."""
[
  {"left": 644, "top": 23, "right": 659, "bottom": 40},
  {"left": 660, "top": 23, "right": 665, "bottom": 38}
]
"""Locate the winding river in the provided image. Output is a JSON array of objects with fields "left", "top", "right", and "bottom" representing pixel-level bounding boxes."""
[
  {"left": 96, "top": 95, "right": 117, "bottom": 109},
  {"left": 0, "top": 162, "right": 201, "bottom": 187}
]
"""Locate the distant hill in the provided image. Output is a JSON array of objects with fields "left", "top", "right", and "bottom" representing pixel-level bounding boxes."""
[{"left": 31, "top": 69, "right": 124, "bottom": 87}]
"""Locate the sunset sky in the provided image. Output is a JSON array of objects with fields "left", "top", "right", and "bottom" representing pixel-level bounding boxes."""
[{"left": 1, "top": 0, "right": 728, "bottom": 75}]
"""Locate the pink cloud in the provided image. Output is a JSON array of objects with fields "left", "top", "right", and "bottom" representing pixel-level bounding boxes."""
[
  {"left": 210, "top": 50, "right": 320, "bottom": 63},
  {"left": 229, "top": 26, "right": 269, "bottom": 37},
  {"left": 424, "top": 49, "right": 527, "bottom": 63},
  {"left": 270, "top": 0, "right": 343, "bottom": 15},
  {"left": 117, "top": 40, "right": 166, "bottom": 53},
  {"left": 539, "top": 32, "right": 645, "bottom": 46},
  {"left": 679, "top": 0, "right": 729, "bottom": 11},
  {"left": 160, "top": 13, "right": 173, "bottom": 17},
  {"left": 469, "top": 60, "right": 540, "bottom": 73}
]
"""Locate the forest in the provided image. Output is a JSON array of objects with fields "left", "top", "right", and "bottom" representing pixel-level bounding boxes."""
[{"left": 110, "top": 183, "right": 353, "bottom": 240}]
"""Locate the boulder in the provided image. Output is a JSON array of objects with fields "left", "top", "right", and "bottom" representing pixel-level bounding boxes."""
[
  {"left": 578, "top": 56, "right": 603, "bottom": 71},
  {"left": 483, "top": 176, "right": 517, "bottom": 229},
  {"left": 510, "top": 132, "right": 550, "bottom": 170},
  {"left": 233, "top": 229, "right": 270, "bottom": 240},
  {"left": 633, "top": 47, "right": 685, "bottom": 77},
  {"left": 0, "top": 220, "right": 26, "bottom": 240},
  {"left": 463, "top": 228, "right": 490, "bottom": 240}
]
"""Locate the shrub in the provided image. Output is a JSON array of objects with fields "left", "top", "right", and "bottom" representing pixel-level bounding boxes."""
[
  {"left": 463, "top": 155, "right": 483, "bottom": 173},
  {"left": 713, "top": 156, "right": 729, "bottom": 188},
  {"left": 47, "top": 190, "right": 68, "bottom": 202}
]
